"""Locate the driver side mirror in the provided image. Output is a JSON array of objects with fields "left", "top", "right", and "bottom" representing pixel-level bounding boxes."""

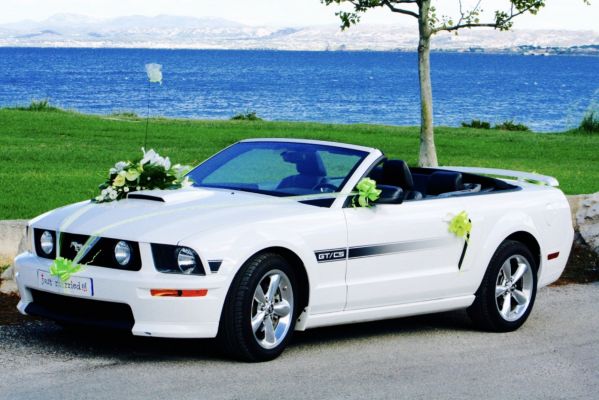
[{"left": 376, "top": 185, "right": 404, "bottom": 205}]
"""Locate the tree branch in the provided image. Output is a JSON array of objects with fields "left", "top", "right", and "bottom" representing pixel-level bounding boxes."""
[
  {"left": 438, "top": 22, "right": 497, "bottom": 32},
  {"left": 434, "top": 4, "right": 534, "bottom": 34},
  {"left": 381, "top": 0, "right": 419, "bottom": 18}
]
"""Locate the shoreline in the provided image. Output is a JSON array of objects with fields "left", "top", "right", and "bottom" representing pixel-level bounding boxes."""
[{"left": 0, "top": 45, "right": 598, "bottom": 57}]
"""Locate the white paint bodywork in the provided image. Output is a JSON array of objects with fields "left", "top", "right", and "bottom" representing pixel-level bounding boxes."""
[
  {"left": 14, "top": 139, "right": 574, "bottom": 338},
  {"left": 438, "top": 166, "right": 560, "bottom": 187}
]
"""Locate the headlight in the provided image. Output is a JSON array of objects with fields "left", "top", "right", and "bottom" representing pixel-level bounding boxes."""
[
  {"left": 33, "top": 229, "right": 56, "bottom": 259},
  {"left": 40, "top": 230, "right": 54, "bottom": 255},
  {"left": 114, "top": 241, "right": 132, "bottom": 266},
  {"left": 151, "top": 244, "right": 205, "bottom": 276},
  {"left": 177, "top": 247, "right": 197, "bottom": 274}
]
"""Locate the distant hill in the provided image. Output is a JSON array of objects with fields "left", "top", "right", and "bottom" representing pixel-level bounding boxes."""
[{"left": 0, "top": 13, "right": 597, "bottom": 54}]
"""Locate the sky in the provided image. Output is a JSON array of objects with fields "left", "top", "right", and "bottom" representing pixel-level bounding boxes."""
[{"left": 0, "top": 0, "right": 597, "bottom": 31}]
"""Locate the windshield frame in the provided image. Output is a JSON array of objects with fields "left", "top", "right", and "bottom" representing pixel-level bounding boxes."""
[{"left": 187, "top": 140, "right": 373, "bottom": 199}]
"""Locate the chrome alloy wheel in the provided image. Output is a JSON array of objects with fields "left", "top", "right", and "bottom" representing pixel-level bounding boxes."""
[
  {"left": 495, "top": 255, "right": 534, "bottom": 322},
  {"left": 251, "top": 269, "right": 294, "bottom": 349}
]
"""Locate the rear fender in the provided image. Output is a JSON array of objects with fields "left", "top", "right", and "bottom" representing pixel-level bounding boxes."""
[{"left": 466, "top": 211, "right": 542, "bottom": 294}]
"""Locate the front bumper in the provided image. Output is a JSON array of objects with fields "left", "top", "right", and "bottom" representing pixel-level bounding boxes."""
[{"left": 14, "top": 251, "right": 230, "bottom": 338}]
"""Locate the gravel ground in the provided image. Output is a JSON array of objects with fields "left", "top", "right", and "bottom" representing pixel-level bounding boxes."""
[{"left": 0, "top": 284, "right": 598, "bottom": 400}]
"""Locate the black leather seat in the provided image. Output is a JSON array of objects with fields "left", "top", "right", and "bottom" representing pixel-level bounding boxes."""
[
  {"left": 381, "top": 160, "right": 423, "bottom": 200},
  {"left": 426, "top": 171, "right": 463, "bottom": 197},
  {"left": 277, "top": 151, "right": 327, "bottom": 190}
]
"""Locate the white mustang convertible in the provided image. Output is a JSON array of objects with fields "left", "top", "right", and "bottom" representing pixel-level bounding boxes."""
[{"left": 15, "top": 139, "right": 573, "bottom": 361}]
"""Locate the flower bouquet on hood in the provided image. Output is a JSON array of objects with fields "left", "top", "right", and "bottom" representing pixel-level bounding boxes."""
[{"left": 95, "top": 148, "right": 194, "bottom": 203}]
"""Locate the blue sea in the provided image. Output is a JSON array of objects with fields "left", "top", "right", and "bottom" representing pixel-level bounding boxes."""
[{"left": 0, "top": 47, "right": 597, "bottom": 131}]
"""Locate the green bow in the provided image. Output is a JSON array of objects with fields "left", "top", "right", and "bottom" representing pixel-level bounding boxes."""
[
  {"left": 49, "top": 257, "right": 82, "bottom": 282},
  {"left": 448, "top": 211, "right": 472, "bottom": 241},
  {"left": 354, "top": 178, "right": 382, "bottom": 208}
]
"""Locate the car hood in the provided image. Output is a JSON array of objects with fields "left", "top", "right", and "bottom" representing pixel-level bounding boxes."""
[{"left": 32, "top": 188, "right": 322, "bottom": 244}]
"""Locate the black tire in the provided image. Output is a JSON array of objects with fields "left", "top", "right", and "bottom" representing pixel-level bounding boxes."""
[
  {"left": 218, "top": 252, "right": 297, "bottom": 362},
  {"left": 468, "top": 240, "right": 538, "bottom": 332}
]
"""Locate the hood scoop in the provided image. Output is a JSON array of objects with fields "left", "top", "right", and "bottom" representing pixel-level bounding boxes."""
[
  {"left": 127, "top": 193, "right": 165, "bottom": 202},
  {"left": 126, "top": 188, "right": 212, "bottom": 204}
]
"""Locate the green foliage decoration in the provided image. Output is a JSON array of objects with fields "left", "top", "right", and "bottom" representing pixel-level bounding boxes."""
[{"left": 96, "top": 148, "right": 193, "bottom": 202}]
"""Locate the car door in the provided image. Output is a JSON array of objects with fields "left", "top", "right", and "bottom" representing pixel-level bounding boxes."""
[{"left": 343, "top": 197, "right": 472, "bottom": 310}]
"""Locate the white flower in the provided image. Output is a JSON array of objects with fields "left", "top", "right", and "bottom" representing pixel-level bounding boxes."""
[
  {"left": 140, "top": 147, "right": 169, "bottom": 168},
  {"left": 113, "top": 174, "right": 126, "bottom": 187},
  {"left": 145, "top": 63, "right": 163, "bottom": 85},
  {"left": 125, "top": 169, "right": 140, "bottom": 181},
  {"left": 136, "top": 186, "right": 141, "bottom": 191},
  {"left": 95, "top": 195, "right": 104, "bottom": 202},
  {"left": 171, "top": 163, "right": 192, "bottom": 180},
  {"left": 124, "top": 187, "right": 129, "bottom": 193},
  {"left": 141, "top": 148, "right": 157, "bottom": 165},
  {"left": 181, "top": 177, "right": 193, "bottom": 188},
  {"left": 109, "top": 191, "right": 118, "bottom": 200},
  {"left": 171, "top": 163, "right": 184, "bottom": 177},
  {"left": 109, "top": 161, "right": 129, "bottom": 175}
]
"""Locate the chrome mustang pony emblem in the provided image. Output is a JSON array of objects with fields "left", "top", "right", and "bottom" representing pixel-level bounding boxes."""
[{"left": 70, "top": 241, "right": 83, "bottom": 252}]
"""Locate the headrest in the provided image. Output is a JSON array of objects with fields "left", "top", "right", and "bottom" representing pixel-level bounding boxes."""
[
  {"left": 382, "top": 160, "right": 414, "bottom": 190},
  {"left": 281, "top": 151, "right": 327, "bottom": 176},
  {"left": 427, "top": 171, "right": 463, "bottom": 196},
  {"left": 368, "top": 166, "right": 383, "bottom": 182}
]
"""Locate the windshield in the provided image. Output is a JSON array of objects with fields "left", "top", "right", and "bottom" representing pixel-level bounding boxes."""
[{"left": 188, "top": 141, "right": 368, "bottom": 197}]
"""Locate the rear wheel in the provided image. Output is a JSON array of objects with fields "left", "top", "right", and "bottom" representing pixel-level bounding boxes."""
[
  {"left": 468, "top": 240, "right": 537, "bottom": 332},
  {"left": 218, "top": 253, "right": 296, "bottom": 362}
]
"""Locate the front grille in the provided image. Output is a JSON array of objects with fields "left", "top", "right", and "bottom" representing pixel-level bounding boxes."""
[
  {"left": 26, "top": 289, "right": 135, "bottom": 330},
  {"left": 47, "top": 232, "right": 142, "bottom": 271}
]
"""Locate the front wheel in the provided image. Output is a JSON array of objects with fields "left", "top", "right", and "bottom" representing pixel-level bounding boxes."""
[
  {"left": 468, "top": 240, "right": 538, "bottom": 332},
  {"left": 218, "top": 253, "right": 296, "bottom": 362}
]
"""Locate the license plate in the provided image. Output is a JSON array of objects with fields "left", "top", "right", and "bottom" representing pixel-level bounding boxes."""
[{"left": 37, "top": 270, "right": 94, "bottom": 297}]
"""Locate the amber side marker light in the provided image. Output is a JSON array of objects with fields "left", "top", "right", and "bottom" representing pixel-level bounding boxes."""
[
  {"left": 547, "top": 252, "right": 560, "bottom": 260},
  {"left": 151, "top": 289, "right": 208, "bottom": 297}
]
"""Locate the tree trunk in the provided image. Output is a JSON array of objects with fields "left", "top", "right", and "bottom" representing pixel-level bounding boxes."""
[{"left": 417, "top": 0, "right": 438, "bottom": 167}]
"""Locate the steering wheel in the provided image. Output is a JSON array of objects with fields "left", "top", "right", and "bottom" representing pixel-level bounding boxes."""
[{"left": 314, "top": 182, "right": 338, "bottom": 193}]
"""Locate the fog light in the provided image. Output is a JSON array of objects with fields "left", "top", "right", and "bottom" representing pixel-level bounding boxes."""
[
  {"left": 177, "top": 247, "right": 197, "bottom": 274},
  {"left": 40, "top": 231, "right": 54, "bottom": 255},
  {"left": 114, "top": 241, "right": 131, "bottom": 266}
]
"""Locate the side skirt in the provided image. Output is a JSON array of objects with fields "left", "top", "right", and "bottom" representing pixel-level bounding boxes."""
[{"left": 298, "top": 295, "right": 475, "bottom": 331}]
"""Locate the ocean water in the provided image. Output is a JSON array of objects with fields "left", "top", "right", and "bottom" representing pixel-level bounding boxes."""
[{"left": 0, "top": 47, "right": 597, "bottom": 131}]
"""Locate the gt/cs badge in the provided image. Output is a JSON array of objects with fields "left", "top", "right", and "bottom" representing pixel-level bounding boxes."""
[{"left": 315, "top": 249, "right": 347, "bottom": 263}]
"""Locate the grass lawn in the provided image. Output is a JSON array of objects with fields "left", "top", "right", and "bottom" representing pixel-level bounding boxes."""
[{"left": 0, "top": 108, "right": 598, "bottom": 220}]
